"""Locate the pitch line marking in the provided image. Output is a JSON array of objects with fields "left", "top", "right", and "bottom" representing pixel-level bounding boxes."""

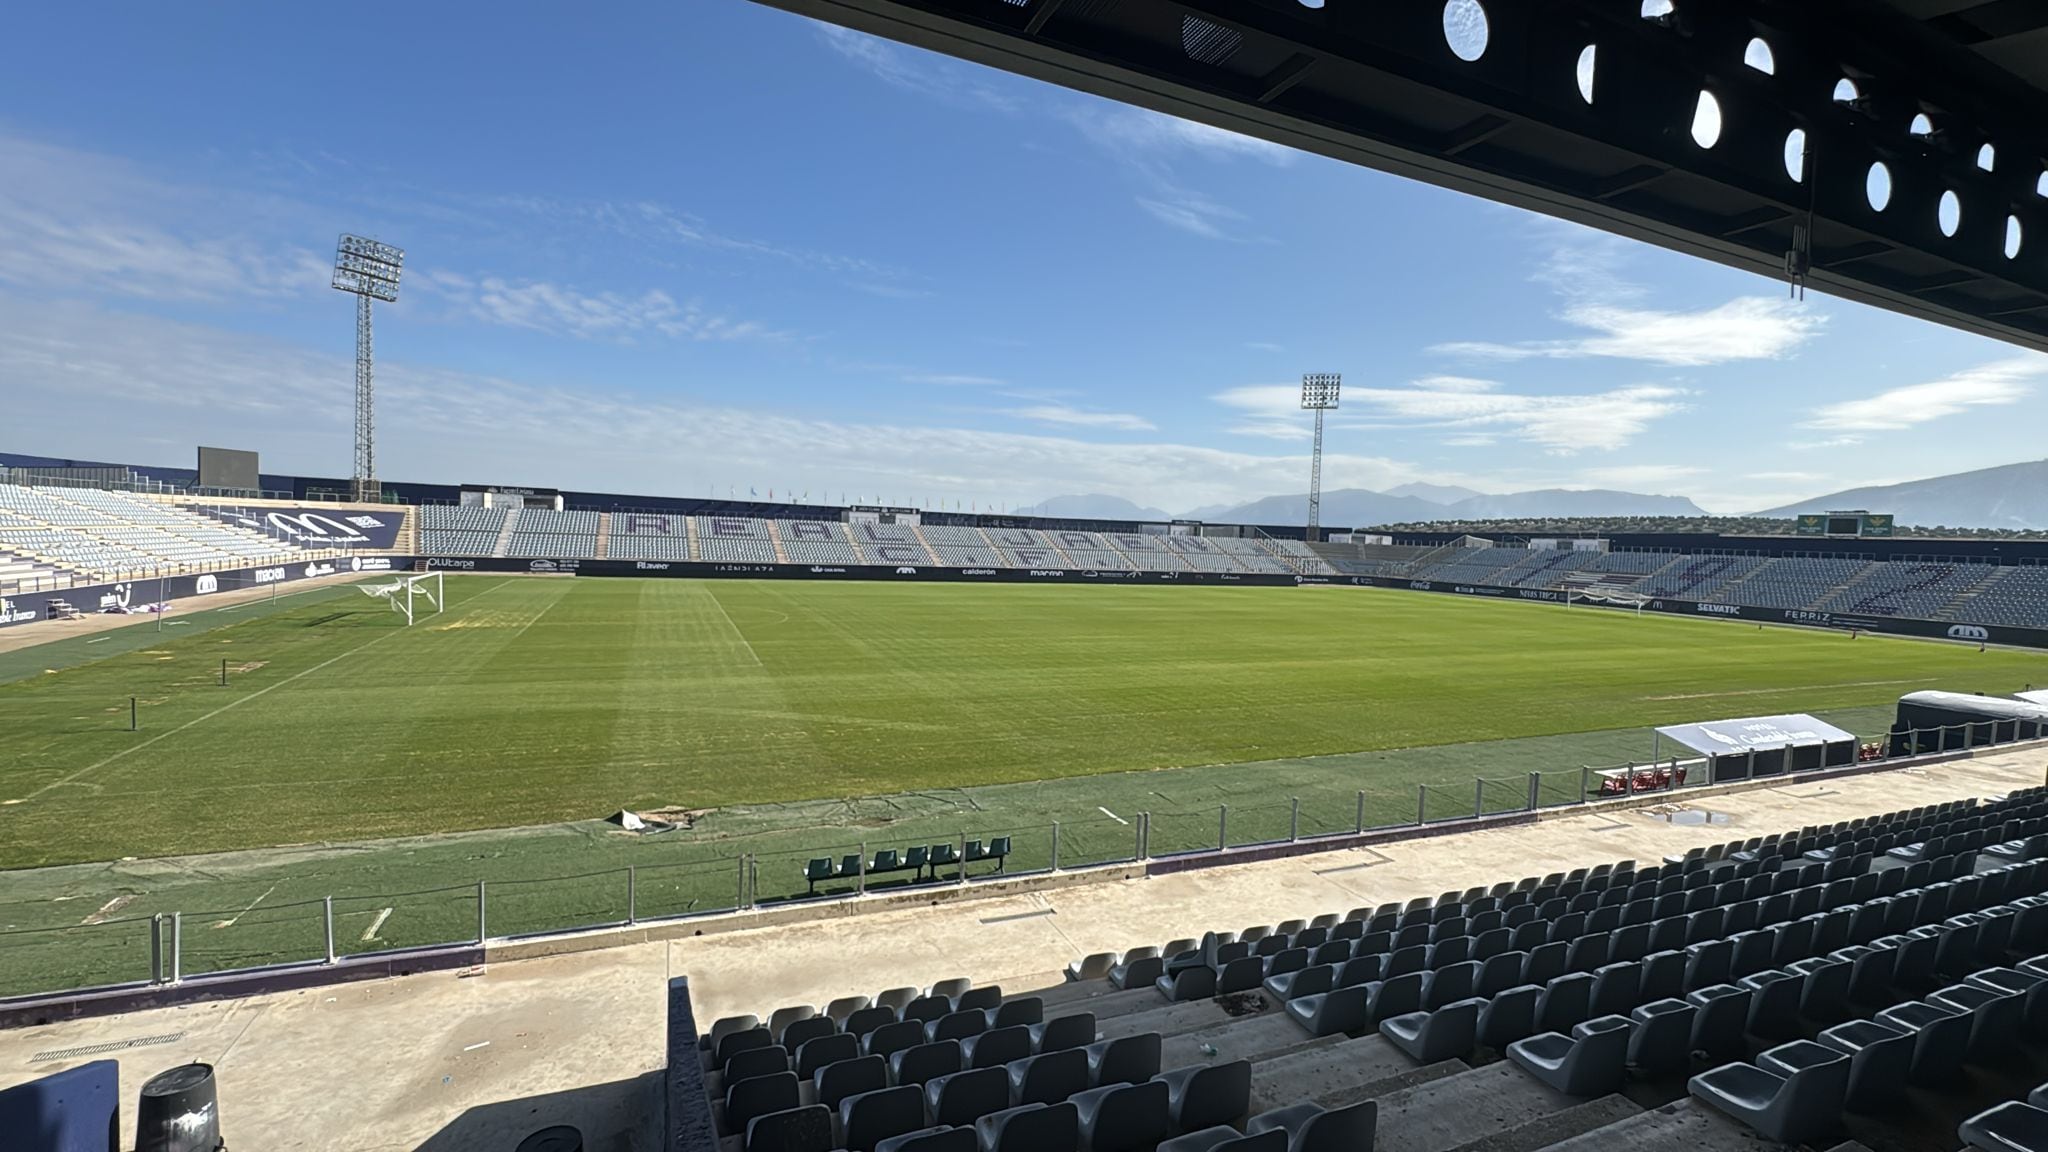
[
  {"left": 361, "top": 907, "right": 393, "bottom": 942},
  {"left": 9, "top": 578, "right": 519, "bottom": 804},
  {"left": 85, "top": 637, "right": 109, "bottom": 644},
  {"left": 212, "top": 884, "right": 277, "bottom": 929},
  {"left": 9, "top": 608, "right": 424, "bottom": 805},
  {"left": 704, "top": 586, "right": 763, "bottom": 666},
  {"left": 1097, "top": 806, "right": 1127, "bottom": 825}
]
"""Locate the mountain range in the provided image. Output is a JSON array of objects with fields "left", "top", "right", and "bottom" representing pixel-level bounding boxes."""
[
  {"left": 1761, "top": 459, "right": 2048, "bottom": 530},
  {"left": 1019, "top": 458, "right": 2048, "bottom": 530}
]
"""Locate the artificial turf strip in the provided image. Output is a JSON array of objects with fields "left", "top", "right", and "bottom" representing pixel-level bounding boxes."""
[{"left": 1, "top": 574, "right": 2041, "bottom": 873}]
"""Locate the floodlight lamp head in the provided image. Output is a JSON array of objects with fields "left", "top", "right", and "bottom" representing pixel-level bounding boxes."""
[
  {"left": 1301, "top": 373, "right": 1342, "bottom": 410},
  {"left": 332, "top": 234, "right": 405, "bottom": 302}
]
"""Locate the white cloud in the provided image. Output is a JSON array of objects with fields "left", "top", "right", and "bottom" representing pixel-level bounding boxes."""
[
  {"left": 1068, "top": 106, "right": 1297, "bottom": 167},
  {"left": 1434, "top": 297, "right": 1820, "bottom": 367},
  {"left": 0, "top": 134, "right": 328, "bottom": 302},
  {"left": 1784, "top": 436, "right": 1864, "bottom": 450},
  {"left": 1575, "top": 464, "right": 1707, "bottom": 490},
  {"left": 1134, "top": 192, "right": 1245, "bottom": 240},
  {"left": 1804, "top": 357, "right": 2046, "bottom": 431},
  {"left": 413, "top": 273, "right": 784, "bottom": 343},
  {"left": 1213, "top": 379, "right": 1686, "bottom": 454},
  {"left": 1411, "top": 375, "right": 1499, "bottom": 393},
  {"left": 817, "top": 25, "right": 1016, "bottom": 111},
  {"left": 1003, "top": 404, "right": 1156, "bottom": 432},
  {"left": 0, "top": 296, "right": 1460, "bottom": 512}
]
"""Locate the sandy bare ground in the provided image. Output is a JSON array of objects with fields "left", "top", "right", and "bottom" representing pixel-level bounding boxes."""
[{"left": 0, "top": 572, "right": 372, "bottom": 657}]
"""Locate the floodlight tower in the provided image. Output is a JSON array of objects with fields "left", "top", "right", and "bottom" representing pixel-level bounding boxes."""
[
  {"left": 331, "top": 235, "right": 405, "bottom": 503},
  {"left": 1300, "top": 373, "right": 1341, "bottom": 542}
]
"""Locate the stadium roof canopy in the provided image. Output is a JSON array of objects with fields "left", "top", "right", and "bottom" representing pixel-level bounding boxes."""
[
  {"left": 756, "top": 0, "right": 2048, "bottom": 352},
  {"left": 1654, "top": 712, "right": 1855, "bottom": 757}
]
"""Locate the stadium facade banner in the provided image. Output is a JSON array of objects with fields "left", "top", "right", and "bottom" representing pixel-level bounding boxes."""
[
  {"left": 1359, "top": 575, "right": 2048, "bottom": 651},
  {"left": 414, "top": 556, "right": 1302, "bottom": 587},
  {"left": 0, "top": 559, "right": 340, "bottom": 630},
  {"left": 192, "top": 505, "right": 409, "bottom": 549}
]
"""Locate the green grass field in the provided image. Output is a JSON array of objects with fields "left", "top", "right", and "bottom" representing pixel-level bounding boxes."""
[
  {"left": 0, "top": 574, "right": 2042, "bottom": 996},
  {"left": 3, "top": 574, "right": 2042, "bottom": 871}
]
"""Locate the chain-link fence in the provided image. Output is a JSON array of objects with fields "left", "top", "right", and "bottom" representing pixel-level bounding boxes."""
[{"left": 0, "top": 722, "right": 1988, "bottom": 1002}]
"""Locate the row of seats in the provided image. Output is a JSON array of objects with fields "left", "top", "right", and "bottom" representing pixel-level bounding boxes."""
[{"left": 804, "top": 840, "right": 1013, "bottom": 893}]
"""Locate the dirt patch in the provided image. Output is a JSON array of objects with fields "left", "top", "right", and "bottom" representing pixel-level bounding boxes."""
[
  {"left": 634, "top": 807, "right": 712, "bottom": 830},
  {"left": 81, "top": 894, "right": 135, "bottom": 925},
  {"left": 1216, "top": 991, "right": 1268, "bottom": 1018}
]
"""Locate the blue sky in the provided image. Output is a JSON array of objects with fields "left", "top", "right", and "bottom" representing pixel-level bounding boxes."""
[{"left": 2, "top": 2, "right": 2043, "bottom": 514}]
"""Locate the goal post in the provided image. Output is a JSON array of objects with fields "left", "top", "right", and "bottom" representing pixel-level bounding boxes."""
[{"left": 358, "top": 571, "right": 443, "bottom": 625}]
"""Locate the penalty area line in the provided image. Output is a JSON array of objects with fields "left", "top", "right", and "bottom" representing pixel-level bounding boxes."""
[
  {"left": 1097, "top": 807, "right": 1127, "bottom": 825},
  {"left": 9, "top": 625, "right": 412, "bottom": 805}
]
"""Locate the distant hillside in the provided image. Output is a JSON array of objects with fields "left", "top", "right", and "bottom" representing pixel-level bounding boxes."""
[
  {"left": 1014, "top": 494, "right": 1169, "bottom": 521},
  {"left": 1450, "top": 489, "right": 1707, "bottom": 519},
  {"left": 1208, "top": 487, "right": 1706, "bottom": 528},
  {"left": 1384, "top": 482, "right": 1486, "bottom": 506},
  {"left": 1208, "top": 489, "right": 1447, "bottom": 528},
  {"left": 1762, "top": 459, "right": 2048, "bottom": 530}
]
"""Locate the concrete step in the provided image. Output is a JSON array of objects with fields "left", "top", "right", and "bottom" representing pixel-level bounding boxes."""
[
  {"left": 1096, "top": 997, "right": 1251, "bottom": 1042},
  {"left": 1372, "top": 1061, "right": 1583, "bottom": 1152},
  {"left": 1075, "top": 986, "right": 1178, "bottom": 1023},
  {"left": 1248, "top": 1034, "right": 1422, "bottom": 1114},
  {"left": 1161, "top": 1012, "right": 1333, "bottom": 1069},
  {"left": 1535, "top": 1099, "right": 1790, "bottom": 1152},
  {"left": 1445, "top": 1094, "right": 1642, "bottom": 1152}
]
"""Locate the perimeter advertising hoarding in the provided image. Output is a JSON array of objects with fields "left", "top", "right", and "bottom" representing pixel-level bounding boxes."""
[{"left": 0, "top": 559, "right": 340, "bottom": 630}]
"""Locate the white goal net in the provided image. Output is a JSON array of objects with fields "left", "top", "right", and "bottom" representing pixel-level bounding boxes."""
[{"left": 358, "top": 571, "right": 444, "bottom": 625}]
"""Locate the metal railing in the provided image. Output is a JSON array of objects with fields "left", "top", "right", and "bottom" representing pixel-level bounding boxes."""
[{"left": 0, "top": 723, "right": 2017, "bottom": 1003}]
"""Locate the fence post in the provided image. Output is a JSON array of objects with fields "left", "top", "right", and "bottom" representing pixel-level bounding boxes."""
[
  {"left": 858, "top": 843, "right": 868, "bottom": 896},
  {"left": 1527, "top": 772, "right": 1540, "bottom": 811},
  {"left": 476, "top": 881, "right": 487, "bottom": 944},
  {"left": 1580, "top": 765, "right": 1590, "bottom": 803},
  {"left": 1218, "top": 806, "right": 1229, "bottom": 851},
  {"left": 748, "top": 855, "right": 758, "bottom": 910},
  {"left": 628, "top": 866, "right": 638, "bottom": 925},
  {"left": 1416, "top": 786, "right": 1427, "bottom": 826},
  {"left": 958, "top": 833, "right": 968, "bottom": 887},
  {"left": 323, "top": 896, "right": 335, "bottom": 964},
  {"left": 1051, "top": 822, "right": 1061, "bottom": 872},
  {"left": 1141, "top": 812, "right": 1150, "bottom": 860},
  {"left": 170, "top": 912, "right": 182, "bottom": 984},
  {"left": 1356, "top": 791, "right": 1366, "bottom": 834},
  {"left": 1290, "top": 798, "right": 1300, "bottom": 842},
  {"left": 150, "top": 914, "right": 164, "bottom": 984},
  {"left": 1474, "top": 779, "right": 1484, "bottom": 819}
]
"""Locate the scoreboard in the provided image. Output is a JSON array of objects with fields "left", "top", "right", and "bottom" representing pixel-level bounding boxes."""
[{"left": 1794, "top": 511, "right": 1893, "bottom": 538}]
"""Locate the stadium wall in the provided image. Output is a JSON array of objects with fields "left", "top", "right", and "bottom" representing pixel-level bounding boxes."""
[
  {"left": 1355, "top": 574, "right": 2048, "bottom": 650},
  {"left": 0, "top": 557, "right": 400, "bottom": 630},
  {"left": 422, "top": 556, "right": 1302, "bottom": 586}
]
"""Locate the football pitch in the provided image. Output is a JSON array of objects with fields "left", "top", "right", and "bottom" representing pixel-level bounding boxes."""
[
  {"left": 3, "top": 573, "right": 2042, "bottom": 871},
  {"left": 1, "top": 574, "right": 2043, "bottom": 996}
]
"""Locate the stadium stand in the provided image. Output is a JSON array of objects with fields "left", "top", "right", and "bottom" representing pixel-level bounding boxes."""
[
  {"left": 1711, "top": 558, "right": 1874, "bottom": 611},
  {"left": 691, "top": 788, "right": 2048, "bottom": 1152},
  {"left": 983, "top": 527, "right": 1069, "bottom": 570},
  {"left": 1635, "top": 555, "right": 1768, "bottom": 601},
  {"left": 1104, "top": 534, "right": 1189, "bottom": 573},
  {"left": 1819, "top": 561, "right": 1996, "bottom": 619},
  {"left": 609, "top": 512, "right": 694, "bottom": 561},
  {"left": 696, "top": 517, "right": 779, "bottom": 564},
  {"left": 776, "top": 520, "right": 861, "bottom": 565},
  {"left": 850, "top": 522, "right": 934, "bottom": 568},
  {"left": 418, "top": 505, "right": 511, "bottom": 557},
  {"left": 1947, "top": 567, "right": 2048, "bottom": 629},
  {"left": 1164, "top": 535, "right": 1247, "bottom": 573},
  {"left": 1209, "top": 537, "right": 1294, "bottom": 575},
  {"left": 0, "top": 484, "right": 308, "bottom": 579},
  {"left": 1411, "top": 546, "right": 1527, "bottom": 584},
  {"left": 506, "top": 507, "right": 601, "bottom": 560},
  {"left": 915, "top": 525, "right": 1004, "bottom": 568}
]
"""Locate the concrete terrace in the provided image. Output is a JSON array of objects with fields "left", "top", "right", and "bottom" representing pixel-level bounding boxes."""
[{"left": 2, "top": 748, "right": 2042, "bottom": 1151}]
